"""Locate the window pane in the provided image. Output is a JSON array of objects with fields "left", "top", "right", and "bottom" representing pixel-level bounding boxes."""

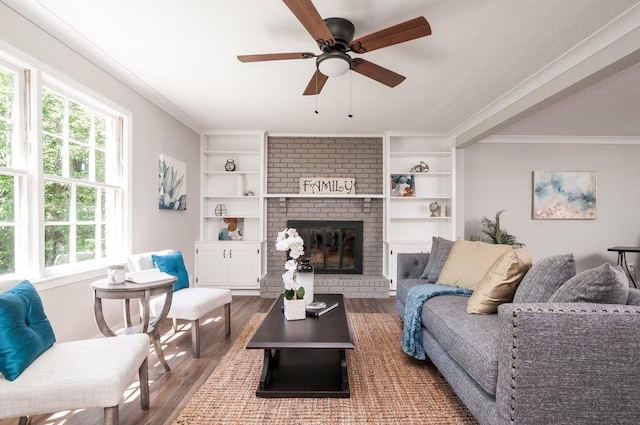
[
  {"left": 101, "top": 224, "right": 107, "bottom": 258},
  {"left": 0, "top": 66, "right": 15, "bottom": 119},
  {"left": 76, "top": 186, "right": 96, "bottom": 221},
  {"left": 69, "top": 101, "right": 90, "bottom": 143},
  {"left": 76, "top": 224, "right": 95, "bottom": 260},
  {"left": 69, "top": 142, "right": 89, "bottom": 179},
  {"left": 95, "top": 149, "right": 105, "bottom": 182},
  {"left": 43, "top": 134, "right": 63, "bottom": 175},
  {"left": 95, "top": 114, "right": 106, "bottom": 148},
  {"left": 44, "top": 181, "right": 70, "bottom": 221},
  {"left": 45, "top": 224, "right": 69, "bottom": 266},
  {"left": 0, "top": 226, "right": 15, "bottom": 274},
  {"left": 42, "top": 89, "right": 64, "bottom": 135},
  {"left": 0, "top": 174, "right": 14, "bottom": 221},
  {"left": 0, "top": 121, "right": 11, "bottom": 167}
]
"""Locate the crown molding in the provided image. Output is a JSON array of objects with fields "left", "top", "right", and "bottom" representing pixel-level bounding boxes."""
[
  {"left": 452, "top": 3, "right": 640, "bottom": 148},
  {"left": 480, "top": 135, "right": 640, "bottom": 145}
]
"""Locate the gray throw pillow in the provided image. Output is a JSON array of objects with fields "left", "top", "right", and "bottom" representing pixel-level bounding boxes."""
[
  {"left": 419, "top": 237, "right": 441, "bottom": 279},
  {"left": 549, "top": 263, "right": 630, "bottom": 304},
  {"left": 513, "top": 254, "right": 576, "bottom": 303},
  {"left": 426, "top": 238, "right": 455, "bottom": 283}
]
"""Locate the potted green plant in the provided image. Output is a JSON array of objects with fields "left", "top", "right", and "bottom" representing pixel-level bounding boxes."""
[{"left": 475, "top": 210, "right": 525, "bottom": 247}]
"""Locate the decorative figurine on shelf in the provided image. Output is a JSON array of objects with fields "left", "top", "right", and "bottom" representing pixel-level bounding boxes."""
[
  {"left": 243, "top": 190, "right": 255, "bottom": 196},
  {"left": 214, "top": 204, "right": 227, "bottom": 216},
  {"left": 409, "top": 161, "right": 429, "bottom": 173},
  {"left": 429, "top": 201, "right": 440, "bottom": 217},
  {"left": 225, "top": 159, "right": 236, "bottom": 171}
]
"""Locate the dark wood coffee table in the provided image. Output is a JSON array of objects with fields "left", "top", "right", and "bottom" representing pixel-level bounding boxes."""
[{"left": 246, "top": 293, "right": 354, "bottom": 398}]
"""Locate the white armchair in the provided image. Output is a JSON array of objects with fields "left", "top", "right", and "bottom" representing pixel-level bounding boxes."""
[
  {"left": 0, "top": 280, "right": 150, "bottom": 425},
  {"left": 127, "top": 250, "right": 232, "bottom": 358}
]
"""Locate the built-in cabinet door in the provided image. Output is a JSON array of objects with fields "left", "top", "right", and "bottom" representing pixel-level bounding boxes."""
[
  {"left": 195, "top": 241, "right": 260, "bottom": 289},
  {"left": 194, "top": 243, "right": 227, "bottom": 287},
  {"left": 227, "top": 245, "right": 260, "bottom": 289}
]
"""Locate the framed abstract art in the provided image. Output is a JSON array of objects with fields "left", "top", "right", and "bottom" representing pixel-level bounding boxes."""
[{"left": 532, "top": 171, "right": 596, "bottom": 220}]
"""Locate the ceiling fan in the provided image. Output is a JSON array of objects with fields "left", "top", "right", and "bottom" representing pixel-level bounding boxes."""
[{"left": 237, "top": 0, "right": 432, "bottom": 95}]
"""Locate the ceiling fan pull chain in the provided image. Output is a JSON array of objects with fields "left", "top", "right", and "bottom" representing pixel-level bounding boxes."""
[
  {"left": 348, "top": 71, "right": 353, "bottom": 118},
  {"left": 315, "top": 71, "right": 319, "bottom": 114}
]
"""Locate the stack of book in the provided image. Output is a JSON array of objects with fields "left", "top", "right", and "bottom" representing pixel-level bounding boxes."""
[{"left": 305, "top": 301, "right": 339, "bottom": 317}]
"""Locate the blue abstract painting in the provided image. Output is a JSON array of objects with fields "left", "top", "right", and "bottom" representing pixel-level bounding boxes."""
[{"left": 533, "top": 171, "right": 596, "bottom": 219}]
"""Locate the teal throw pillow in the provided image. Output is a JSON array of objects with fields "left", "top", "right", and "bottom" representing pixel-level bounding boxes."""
[
  {"left": 0, "top": 280, "right": 56, "bottom": 381},
  {"left": 152, "top": 251, "right": 189, "bottom": 291}
]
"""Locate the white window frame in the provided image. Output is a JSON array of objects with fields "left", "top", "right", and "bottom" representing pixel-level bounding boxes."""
[{"left": 0, "top": 49, "right": 131, "bottom": 287}]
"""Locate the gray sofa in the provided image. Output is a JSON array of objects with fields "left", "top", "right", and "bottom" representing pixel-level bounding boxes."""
[{"left": 396, "top": 252, "right": 640, "bottom": 425}]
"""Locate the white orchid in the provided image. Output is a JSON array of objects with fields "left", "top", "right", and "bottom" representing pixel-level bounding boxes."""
[
  {"left": 275, "top": 227, "right": 306, "bottom": 300},
  {"left": 282, "top": 268, "right": 295, "bottom": 290}
]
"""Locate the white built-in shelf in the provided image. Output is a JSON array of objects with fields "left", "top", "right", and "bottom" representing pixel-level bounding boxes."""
[
  {"left": 204, "top": 195, "right": 259, "bottom": 199},
  {"left": 204, "top": 171, "right": 260, "bottom": 175},
  {"left": 391, "top": 216, "right": 451, "bottom": 220},
  {"left": 265, "top": 193, "right": 385, "bottom": 199},
  {"left": 203, "top": 150, "right": 261, "bottom": 156},
  {"left": 204, "top": 215, "right": 260, "bottom": 219},
  {"left": 390, "top": 196, "right": 451, "bottom": 200},
  {"left": 389, "top": 151, "right": 451, "bottom": 158},
  {"left": 389, "top": 171, "right": 451, "bottom": 176}
]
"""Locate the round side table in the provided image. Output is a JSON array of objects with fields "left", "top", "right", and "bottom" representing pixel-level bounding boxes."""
[{"left": 92, "top": 277, "right": 176, "bottom": 372}]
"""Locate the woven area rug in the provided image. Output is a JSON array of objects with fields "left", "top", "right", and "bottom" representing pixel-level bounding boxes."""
[{"left": 174, "top": 313, "right": 477, "bottom": 424}]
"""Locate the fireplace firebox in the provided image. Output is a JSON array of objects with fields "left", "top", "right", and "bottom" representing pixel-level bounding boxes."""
[{"left": 287, "top": 220, "right": 363, "bottom": 274}]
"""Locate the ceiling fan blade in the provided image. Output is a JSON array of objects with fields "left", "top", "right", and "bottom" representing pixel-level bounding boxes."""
[
  {"left": 351, "top": 58, "right": 405, "bottom": 88},
  {"left": 238, "top": 52, "right": 316, "bottom": 62},
  {"left": 350, "top": 17, "right": 431, "bottom": 54},
  {"left": 283, "top": 0, "right": 335, "bottom": 48},
  {"left": 303, "top": 69, "right": 329, "bottom": 95}
]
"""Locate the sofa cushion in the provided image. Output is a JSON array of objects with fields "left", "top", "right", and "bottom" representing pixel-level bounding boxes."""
[
  {"left": 419, "top": 237, "right": 440, "bottom": 279},
  {"left": 421, "top": 295, "right": 500, "bottom": 395},
  {"left": 467, "top": 248, "right": 532, "bottom": 314},
  {"left": 0, "top": 280, "right": 56, "bottom": 381},
  {"left": 436, "top": 239, "right": 512, "bottom": 291},
  {"left": 419, "top": 237, "right": 454, "bottom": 282},
  {"left": 152, "top": 251, "right": 189, "bottom": 291},
  {"left": 426, "top": 238, "right": 455, "bottom": 283},
  {"left": 549, "top": 263, "right": 629, "bottom": 304},
  {"left": 513, "top": 254, "right": 576, "bottom": 303},
  {"left": 627, "top": 288, "right": 640, "bottom": 306}
]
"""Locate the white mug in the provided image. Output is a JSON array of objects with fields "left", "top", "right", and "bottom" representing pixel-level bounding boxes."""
[{"left": 107, "top": 265, "right": 126, "bottom": 284}]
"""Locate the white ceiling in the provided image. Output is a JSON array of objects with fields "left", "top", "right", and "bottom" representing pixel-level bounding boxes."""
[{"left": 5, "top": 0, "right": 640, "bottom": 140}]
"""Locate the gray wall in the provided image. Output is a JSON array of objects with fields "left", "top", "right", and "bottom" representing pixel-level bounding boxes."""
[
  {"left": 463, "top": 140, "right": 640, "bottom": 273},
  {"left": 0, "top": 3, "right": 200, "bottom": 342}
]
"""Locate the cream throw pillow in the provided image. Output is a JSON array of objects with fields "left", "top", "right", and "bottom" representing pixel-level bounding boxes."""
[
  {"left": 436, "top": 239, "right": 513, "bottom": 291},
  {"left": 467, "top": 248, "right": 533, "bottom": 314}
]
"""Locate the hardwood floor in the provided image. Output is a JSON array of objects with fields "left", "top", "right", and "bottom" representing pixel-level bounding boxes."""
[{"left": 6, "top": 296, "right": 396, "bottom": 425}]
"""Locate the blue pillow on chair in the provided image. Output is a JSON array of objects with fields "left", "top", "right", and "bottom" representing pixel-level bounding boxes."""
[
  {"left": 152, "top": 251, "right": 190, "bottom": 291},
  {"left": 0, "top": 280, "right": 56, "bottom": 381}
]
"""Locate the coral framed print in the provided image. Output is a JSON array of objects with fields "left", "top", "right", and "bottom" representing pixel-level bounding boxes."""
[
  {"left": 218, "top": 217, "right": 244, "bottom": 240},
  {"left": 532, "top": 171, "right": 596, "bottom": 219},
  {"left": 158, "top": 154, "right": 187, "bottom": 210}
]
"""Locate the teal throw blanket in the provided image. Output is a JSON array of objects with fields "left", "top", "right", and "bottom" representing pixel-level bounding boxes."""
[{"left": 402, "top": 283, "right": 471, "bottom": 360}]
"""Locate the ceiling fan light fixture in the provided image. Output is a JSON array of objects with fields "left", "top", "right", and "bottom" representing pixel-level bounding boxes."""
[{"left": 317, "top": 52, "right": 352, "bottom": 77}]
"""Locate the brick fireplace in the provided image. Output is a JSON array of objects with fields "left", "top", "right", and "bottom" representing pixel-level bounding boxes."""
[{"left": 260, "top": 136, "right": 390, "bottom": 298}]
